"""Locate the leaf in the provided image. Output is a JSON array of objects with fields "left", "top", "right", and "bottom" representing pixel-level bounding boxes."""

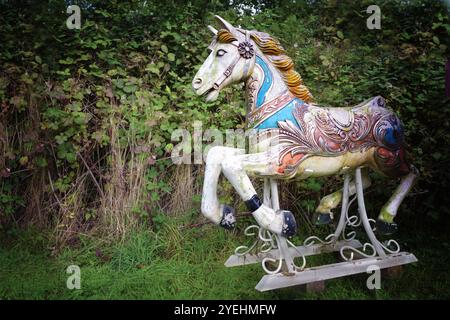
[
  {"left": 55, "top": 135, "right": 67, "bottom": 144},
  {"left": 432, "top": 36, "right": 440, "bottom": 44},
  {"left": 337, "top": 30, "right": 344, "bottom": 39},
  {"left": 124, "top": 85, "right": 137, "bottom": 93},
  {"left": 59, "top": 57, "right": 74, "bottom": 65},
  {"left": 107, "top": 69, "right": 118, "bottom": 76},
  {"left": 19, "top": 156, "right": 29, "bottom": 166},
  {"left": 35, "top": 156, "right": 48, "bottom": 168},
  {"left": 406, "top": 104, "right": 416, "bottom": 112},
  {"left": 19, "top": 74, "right": 33, "bottom": 85},
  {"left": 164, "top": 143, "right": 174, "bottom": 152},
  {"left": 167, "top": 53, "right": 175, "bottom": 62},
  {"left": 145, "top": 63, "right": 160, "bottom": 74},
  {"left": 161, "top": 44, "right": 168, "bottom": 53}
]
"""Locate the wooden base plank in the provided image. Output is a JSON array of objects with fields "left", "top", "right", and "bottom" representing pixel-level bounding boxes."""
[{"left": 255, "top": 252, "right": 417, "bottom": 292}]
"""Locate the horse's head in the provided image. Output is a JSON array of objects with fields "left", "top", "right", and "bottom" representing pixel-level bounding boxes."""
[{"left": 192, "top": 15, "right": 256, "bottom": 101}]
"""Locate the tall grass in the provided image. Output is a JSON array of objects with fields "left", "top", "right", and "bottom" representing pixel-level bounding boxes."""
[
  {"left": 98, "top": 115, "right": 148, "bottom": 240},
  {"left": 168, "top": 164, "right": 196, "bottom": 216}
]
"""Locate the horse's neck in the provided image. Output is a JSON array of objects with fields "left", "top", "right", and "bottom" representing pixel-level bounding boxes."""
[{"left": 245, "top": 53, "right": 288, "bottom": 112}]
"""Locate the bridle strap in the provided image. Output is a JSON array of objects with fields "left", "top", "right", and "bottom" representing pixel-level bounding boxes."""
[
  {"left": 213, "top": 51, "right": 241, "bottom": 90},
  {"left": 213, "top": 31, "right": 254, "bottom": 91}
]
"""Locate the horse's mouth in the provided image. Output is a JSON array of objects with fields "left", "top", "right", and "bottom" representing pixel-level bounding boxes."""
[{"left": 202, "top": 87, "right": 219, "bottom": 102}]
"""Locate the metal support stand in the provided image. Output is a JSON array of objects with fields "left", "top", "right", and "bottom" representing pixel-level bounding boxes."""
[{"left": 225, "top": 168, "right": 418, "bottom": 292}]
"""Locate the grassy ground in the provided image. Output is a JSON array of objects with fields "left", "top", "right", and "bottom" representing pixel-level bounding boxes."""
[{"left": 1, "top": 217, "right": 449, "bottom": 300}]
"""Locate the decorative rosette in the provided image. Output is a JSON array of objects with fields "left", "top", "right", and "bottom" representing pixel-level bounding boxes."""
[{"left": 238, "top": 41, "right": 254, "bottom": 59}]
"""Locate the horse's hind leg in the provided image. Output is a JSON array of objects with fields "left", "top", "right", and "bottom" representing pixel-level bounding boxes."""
[
  {"left": 221, "top": 151, "right": 297, "bottom": 237},
  {"left": 315, "top": 168, "right": 371, "bottom": 225},
  {"left": 376, "top": 165, "right": 419, "bottom": 235}
]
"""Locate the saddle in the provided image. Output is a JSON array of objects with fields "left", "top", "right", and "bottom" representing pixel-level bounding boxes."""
[
  {"left": 314, "top": 95, "right": 387, "bottom": 132},
  {"left": 248, "top": 93, "right": 387, "bottom": 131}
]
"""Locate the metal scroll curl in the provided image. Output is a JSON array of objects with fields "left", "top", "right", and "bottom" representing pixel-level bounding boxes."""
[
  {"left": 234, "top": 224, "right": 306, "bottom": 275},
  {"left": 234, "top": 225, "right": 275, "bottom": 256},
  {"left": 262, "top": 235, "right": 306, "bottom": 275},
  {"left": 340, "top": 243, "right": 377, "bottom": 261}
]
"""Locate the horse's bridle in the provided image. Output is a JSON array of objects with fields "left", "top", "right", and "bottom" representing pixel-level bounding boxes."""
[{"left": 212, "top": 31, "right": 255, "bottom": 91}]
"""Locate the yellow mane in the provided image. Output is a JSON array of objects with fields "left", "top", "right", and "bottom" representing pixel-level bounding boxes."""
[{"left": 217, "top": 29, "right": 313, "bottom": 103}]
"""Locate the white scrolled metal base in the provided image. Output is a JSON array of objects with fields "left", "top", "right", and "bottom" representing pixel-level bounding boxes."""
[
  {"left": 225, "top": 237, "right": 362, "bottom": 267},
  {"left": 225, "top": 170, "right": 418, "bottom": 292}
]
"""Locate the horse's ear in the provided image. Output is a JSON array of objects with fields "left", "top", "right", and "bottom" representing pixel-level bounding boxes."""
[
  {"left": 208, "top": 25, "right": 218, "bottom": 35},
  {"left": 214, "top": 15, "right": 236, "bottom": 33}
]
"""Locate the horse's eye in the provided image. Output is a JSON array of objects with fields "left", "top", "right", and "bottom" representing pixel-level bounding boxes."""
[{"left": 216, "top": 49, "right": 227, "bottom": 57}]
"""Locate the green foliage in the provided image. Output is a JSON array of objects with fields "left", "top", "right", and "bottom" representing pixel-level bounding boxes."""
[{"left": 0, "top": 0, "right": 244, "bottom": 230}]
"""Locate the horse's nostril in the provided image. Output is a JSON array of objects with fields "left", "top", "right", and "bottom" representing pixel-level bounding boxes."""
[{"left": 193, "top": 78, "right": 203, "bottom": 89}]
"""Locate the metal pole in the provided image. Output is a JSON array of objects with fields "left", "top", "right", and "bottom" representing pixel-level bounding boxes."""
[
  {"left": 332, "top": 173, "right": 350, "bottom": 240},
  {"left": 263, "top": 178, "right": 271, "bottom": 206},
  {"left": 270, "top": 178, "right": 295, "bottom": 272},
  {"left": 355, "top": 167, "right": 386, "bottom": 257},
  {"left": 270, "top": 179, "right": 280, "bottom": 211}
]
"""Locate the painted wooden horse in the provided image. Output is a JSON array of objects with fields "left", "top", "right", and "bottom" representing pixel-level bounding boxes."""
[{"left": 192, "top": 16, "right": 418, "bottom": 238}]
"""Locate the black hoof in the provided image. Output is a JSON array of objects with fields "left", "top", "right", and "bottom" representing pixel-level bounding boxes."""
[
  {"left": 315, "top": 213, "right": 333, "bottom": 226},
  {"left": 219, "top": 205, "right": 236, "bottom": 230},
  {"left": 279, "top": 210, "right": 297, "bottom": 237},
  {"left": 376, "top": 219, "right": 398, "bottom": 235}
]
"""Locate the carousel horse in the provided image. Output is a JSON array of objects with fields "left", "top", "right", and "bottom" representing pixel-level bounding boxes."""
[{"left": 192, "top": 16, "right": 418, "bottom": 238}]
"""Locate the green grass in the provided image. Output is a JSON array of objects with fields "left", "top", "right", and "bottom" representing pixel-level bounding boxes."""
[{"left": 1, "top": 220, "right": 449, "bottom": 300}]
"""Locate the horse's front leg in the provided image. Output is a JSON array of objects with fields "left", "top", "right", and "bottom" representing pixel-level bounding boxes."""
[
  {"left": 201, "top": 146, "right": 244, "bottom": 229},
  {"left": 221, "top": 150, "right": 297, "bottom": 237}
]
